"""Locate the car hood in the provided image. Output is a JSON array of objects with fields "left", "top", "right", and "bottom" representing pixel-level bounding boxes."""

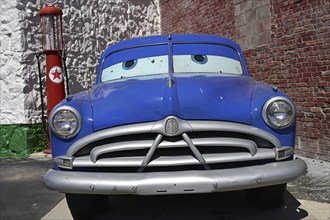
[{"left": 90, "top": 75, "right": 255, "bottom": 131}]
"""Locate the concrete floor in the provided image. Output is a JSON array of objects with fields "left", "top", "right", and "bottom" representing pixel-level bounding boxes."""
[
  {"left": 0, "top": 158, "right": 64, "bottom": 220},
  {"left": 1, "top": 156, "right": 329, "bottom": 220}
]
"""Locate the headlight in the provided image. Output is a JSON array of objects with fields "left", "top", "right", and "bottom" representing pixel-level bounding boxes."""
[
  {"left": 262, "top": 96, "right": 295, "bottom": 129},
  {"left": 50, "top": 106, "right": 81, "bottom": 138}
]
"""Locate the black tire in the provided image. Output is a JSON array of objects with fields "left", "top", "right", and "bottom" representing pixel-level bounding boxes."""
[
  {"left": 66, "top": 193, "right": 109, "bottom": 220},
  {"left": 246, "top": 184, "right": 286, "bottom": 209}
]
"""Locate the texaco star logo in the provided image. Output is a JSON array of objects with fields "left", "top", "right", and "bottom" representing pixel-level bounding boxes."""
[{"left": 49, "top": 66, "right": 63, "bottom": 84}]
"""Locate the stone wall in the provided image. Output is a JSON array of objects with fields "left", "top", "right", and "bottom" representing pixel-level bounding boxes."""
[
  {"left": 1, "top": 0, "right": 160, "bottom": 125},
  {"left": 1, "top": 0, "right": 27, "bottom": 124},
  {"left": 160, "top": 0, "right": 330, "bottom": 161},
  {"left": 0, "top": 0, "right": 160, "bottom": 157},
  {"left": 235, "top": 0, "right": 271, "bottom": 49}
]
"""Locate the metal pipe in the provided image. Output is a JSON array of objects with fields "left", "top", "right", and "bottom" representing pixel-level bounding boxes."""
[
  {"left": 35, "top": 51, "right": 48, "bottom": 138},
  {"left": 61, "top": 49, "right": 70, "bottom": 96}
]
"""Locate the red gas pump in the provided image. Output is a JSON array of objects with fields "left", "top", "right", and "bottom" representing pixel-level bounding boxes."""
[{"left": 38, "top": 1, "right": 66, "bottom": 153}]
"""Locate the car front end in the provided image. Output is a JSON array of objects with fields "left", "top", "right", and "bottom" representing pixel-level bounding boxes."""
[{"left": 43, "top": 34, "right": 307, "bottom": 217}]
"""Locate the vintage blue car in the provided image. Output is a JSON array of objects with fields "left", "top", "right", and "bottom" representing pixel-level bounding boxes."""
[{"left": 44, "top": 34, "right": 307, "bottom": 218}]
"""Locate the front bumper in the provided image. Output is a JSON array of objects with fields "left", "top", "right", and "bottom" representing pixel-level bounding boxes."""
[{"left": 43, "top": 158, "right": 307, "bottom": 195}]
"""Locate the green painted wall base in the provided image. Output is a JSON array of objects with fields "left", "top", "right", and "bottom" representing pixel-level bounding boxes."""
[{"left": 0, "top": 124, "right": 47, "bottom": 158}]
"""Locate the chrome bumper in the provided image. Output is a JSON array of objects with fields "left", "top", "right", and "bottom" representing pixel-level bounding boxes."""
[{"left": 43, "top": 158, "right": 307, "bottom": 195}]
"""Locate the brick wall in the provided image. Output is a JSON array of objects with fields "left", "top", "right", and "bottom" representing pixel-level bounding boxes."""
[
  {"left": 160, "top": 0, "right": 236, "bottom": 38},
  {"left": 160, "top": 0, "right": 330, "bottom": 161}
]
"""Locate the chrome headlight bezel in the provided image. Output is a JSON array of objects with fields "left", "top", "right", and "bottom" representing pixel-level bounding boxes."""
[
  {"left": 262, "top": 96, "right": 295, "bottom": 129},
  {"left": 49, "top": 106, "right": 81, "bottom": 139}
]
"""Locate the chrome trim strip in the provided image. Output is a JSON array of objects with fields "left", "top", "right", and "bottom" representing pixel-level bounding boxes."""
[
  {"left": 72, "top": 148, "right": 275, "bottom": 168},
  {"left": 182, "top": 133, "right": 206, "bottom": 164},
  {"left": 159, "top": 140, "right": 188, "bottom": 148},
  {"left": 192, "top": 138, "right": 258, "bottom": 156},
  {"left": 90, "top": 139, "right": 190, "bottom": 163},
  {"left": 187, "top": 121, "right": 281, "bottom": 148},
  {"left": 141, "top": 134, "right": 163, "bottom": 166},
  {"left": 90, "top": 140, "right": 154, "bottom": 163},
  {"left": 66, "top": 123, "right": 155, "bottom": 157},
  {"left": 43, "top": 158, "right": 307, "bottom": 195},
  {"left": 89, "top": 137, "right": 258, "bottom": 164},
  {"left": 203, "top": 149, "right": 273, "bottom": 164},
  {"left": 66, "top": 118, "right": 281, "bottom": 157}
]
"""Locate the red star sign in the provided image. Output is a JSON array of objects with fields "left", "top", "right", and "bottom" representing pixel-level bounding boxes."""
[
  {"left": 51, "top": 68, "right": 62, "bottom": 80},
  {"left": 49, "top": 66, "right": 63, "bottom": 84}
]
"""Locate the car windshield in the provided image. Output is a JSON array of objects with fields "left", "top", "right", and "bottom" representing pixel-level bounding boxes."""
[
  {"left": 101, "top": 43, "right": 242, "bottom": 82},
  {"left": 172, "top": 43, "right": 242, "bottom": 75},
  {"left": 101, "top": 44, "right": 169, "bottom": 82}
]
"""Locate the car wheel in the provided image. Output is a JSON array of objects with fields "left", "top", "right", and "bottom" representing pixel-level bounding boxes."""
[
  {"left": 66, "top": 193, "right": 109, "bottom": 220},
  {"left": 246, "top": 184, "right": 286, "bottom": 209}
]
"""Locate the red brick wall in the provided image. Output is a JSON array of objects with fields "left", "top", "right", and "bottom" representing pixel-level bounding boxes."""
[
  {"left": 160, "top": 0, "right": 330, "bottom": 161},
  {"left": 160, "top": 0, "right": 236, "bottom": 38}
]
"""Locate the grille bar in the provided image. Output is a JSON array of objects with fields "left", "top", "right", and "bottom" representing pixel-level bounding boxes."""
[
  {"left": 141, "top": 134, "right": 163, "bottom": 167},
  {"left": 73, "top": 149, "right": 275, "bottom": 167},
  {"left": 67, "top": 123, "right": 156, "bottom": 157},
  {"left": 90, "top": 140, "right": 154, "bottom": 163},
  {"left": 188, "top": 121, "right": 281, "bottom": 148},
  {"left": 182, "top": 133, "right": 207, "bottom": 164},
  {"left": 66, "top": 117, "right": 283, "bottom": 170},
  {"left": 90, "top": 140, "right": 190, "bottom": 163},
  {"left": 90, "top": 137, "right": 258, "bottom": 164},
  {"left": 66, "top": 119, "right": 281, "bottom": 158},
  {"left": 192, "top": 138, "right": 257, "bottom": 156}
]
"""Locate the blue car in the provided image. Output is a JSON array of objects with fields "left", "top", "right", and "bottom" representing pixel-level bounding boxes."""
[{"left": 44, "top": 34, "right": 307, "bottom": 218}]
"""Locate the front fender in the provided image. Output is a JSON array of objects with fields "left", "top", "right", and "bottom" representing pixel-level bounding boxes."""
[
  {"left": 50, "top": 91, "right": 94, "bottom": 165},
  {"left": 250, "top": 82, "right": 296, "bottom": 147}
]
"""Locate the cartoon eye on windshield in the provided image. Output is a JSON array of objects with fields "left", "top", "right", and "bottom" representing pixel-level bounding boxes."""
[
  {"left": 122, "top": 59, "right": 137, "bottom": 70},
  {"left": 191, "top": 54, "right": 208, "bottom": 64}
]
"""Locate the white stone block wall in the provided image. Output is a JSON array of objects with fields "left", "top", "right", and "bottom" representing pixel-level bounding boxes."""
[
  {"left": 0, "top": 0, "right": 160, "bottom": 125},
  {"left": 1, "top": 0, "right": 28, "bottom": 124}
]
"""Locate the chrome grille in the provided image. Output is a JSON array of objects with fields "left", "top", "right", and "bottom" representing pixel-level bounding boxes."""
[{"left": 61, "top": 116, "right": 285, "bottom": 171}]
